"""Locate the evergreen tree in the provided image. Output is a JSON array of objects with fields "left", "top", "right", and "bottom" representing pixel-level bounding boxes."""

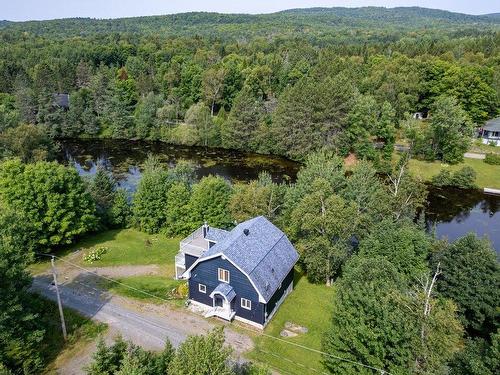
[
  {"left": 109, "top": 189, "right": 131, "bottom": 228},
  {"left": 221, "top": 86, "right": 264, "bottom": 151},
  {"left": 432, "top": 234, "right": 500, "bottom": 336},
  {"left": 163, "top": 182, "right": 191, "bottom": 236},
  {"left": 188, "top": 175, "right": 233, "bottom": 230},
  {"left": 375, "top": 101, "right": 396, "bottom": 159},
  {"left": 132, "top": 158, "right": 171, "bottom": 234},
  {"left": 88, "top": 165, "right": 117, "bottom": 225}
]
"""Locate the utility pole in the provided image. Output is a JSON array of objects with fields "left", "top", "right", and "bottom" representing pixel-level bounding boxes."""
[{"left": 51, "top": 256, "right": 67, "bottom": 341}]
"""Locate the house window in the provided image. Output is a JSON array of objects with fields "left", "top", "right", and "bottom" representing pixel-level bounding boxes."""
[
  {"left": 198, "top": 284, "right": 206, "bottom": 293},
  {"left": 241, "top": 298, "right": 251, "bottom": 310},
  {"left": 218, "top": 268, "right": 230, "bottom": 283}
]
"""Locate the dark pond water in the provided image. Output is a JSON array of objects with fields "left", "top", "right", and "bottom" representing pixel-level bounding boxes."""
[
  {"left": 58, "top": 139, "right": 500, "bottom": 253},
  {"left": 59, "top": 139, "right": 300, "bottom": 192},
  {"left": 425, "top": 187, "right": 500, "bottom": 254}
]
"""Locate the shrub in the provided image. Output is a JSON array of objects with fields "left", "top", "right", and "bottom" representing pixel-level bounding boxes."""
[
  {"left": 432, "top": 166, "right": 477, "bottom": 189},
  {"left": 83, "top": 246, "right": 108, "bottom": 263},
  {"left": 431, "top": 169, "right": 453, "bottom": 187},
  {"left": 484, "top": 153, "right": 500, "bottom": 165}
]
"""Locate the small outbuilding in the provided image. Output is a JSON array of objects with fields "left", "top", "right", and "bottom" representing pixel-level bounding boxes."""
[
  {"left": 480, "top": 117, "right": 500, "bottom": 146},
  {"left": 53, "top": 93, "right": 70, "bottom": 110},
  {"left": 175, "top": 216, "right": 299, "bottom": 329}
]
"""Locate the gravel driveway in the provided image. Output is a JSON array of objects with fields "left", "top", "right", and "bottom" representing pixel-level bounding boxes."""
[{"left": 32, "top": 261, "right": 254, "bottom": 374}]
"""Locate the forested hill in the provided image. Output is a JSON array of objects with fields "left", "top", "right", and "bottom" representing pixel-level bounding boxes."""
[{"left": 1, "top": 7, "right": 499, "bottom": 43}]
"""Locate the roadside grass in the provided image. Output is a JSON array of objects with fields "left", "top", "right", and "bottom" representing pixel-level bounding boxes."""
[
  {"left": 32, "top": 294, "right": 107, "bottom": 374},
  {"left": 247, "top": 270, "right": 334, "bottom": 375},
  {"left": 30, "top": 229, "right": 181, "bottom": 275},
  {"left": 98, "top": 275, "right": 186, "bottom": 307},
  {"left": 407, "top": 157, "right": 500, "bottom": 189}
]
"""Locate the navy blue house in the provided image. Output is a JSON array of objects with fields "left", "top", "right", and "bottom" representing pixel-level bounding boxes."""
[{"left": 175, "top": 216, "right": 298, "bottom": 328}]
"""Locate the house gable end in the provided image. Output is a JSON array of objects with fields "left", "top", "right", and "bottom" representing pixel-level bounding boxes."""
[{"left": 186, "top": 254, "right": 266, "bottom": 303}]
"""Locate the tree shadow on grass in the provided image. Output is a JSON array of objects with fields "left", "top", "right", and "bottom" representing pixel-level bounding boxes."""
[{"left": 31, "top": 273, "right": 109, "bottom": 369}]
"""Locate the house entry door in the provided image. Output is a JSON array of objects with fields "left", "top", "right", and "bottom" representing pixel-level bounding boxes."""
[{"left": 215, "top": 296, "right": 223, "bottom": 307}]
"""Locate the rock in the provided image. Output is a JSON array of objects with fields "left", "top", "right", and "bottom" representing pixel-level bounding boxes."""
[
  {"left": 284, "top": 321, "right": 308, "bottom": 334},
  {"left": 280, "top": 329, "right": 298, "bottom": 338}
]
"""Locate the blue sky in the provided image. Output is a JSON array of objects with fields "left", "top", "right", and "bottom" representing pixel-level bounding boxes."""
[{"left": 2, "top": 1, "right": 499, "bottom": 21}]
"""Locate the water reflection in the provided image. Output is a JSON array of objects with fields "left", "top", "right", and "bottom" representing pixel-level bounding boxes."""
[
  {"left": 426, "top": 187, "right": 500, "bottom": 253},
  {"left": 59, "top": 138, "right": 300, "bottom": 192}
]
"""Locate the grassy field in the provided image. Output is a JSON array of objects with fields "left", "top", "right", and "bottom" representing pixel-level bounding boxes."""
[
  {"left": 247, "top": 271, "right": 334, "bottom": 375},
  {"left": 469, "top": 140, "right": 500, "bottom": 155},
  {"left": 98, "top": 275, "right": 186, "bottom": 307},
  {"left": 408, "top": 157, "right": 500, "bottom": 189},
  {"left": 32, "top": 295, "right": 107, "bottom": 374},
  {"left": 30, "top": 229, "right": 181, "bottom": 275}
]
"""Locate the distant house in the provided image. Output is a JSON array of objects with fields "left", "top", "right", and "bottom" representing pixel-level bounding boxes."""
[
  {"left": 53, "top": 93, "right": 70, "bottom": 110},
  {"left": 175, "top": 216, "right": 299, "bottom": 329},
  {"left": 480, "top": 117, "right": 500, "bottom": 146}
]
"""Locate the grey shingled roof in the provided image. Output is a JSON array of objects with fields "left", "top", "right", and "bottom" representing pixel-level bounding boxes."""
[
  {"left": 197, "top": 216, "right": 298, "bottom": 302},
  {"left": 205, "top": 227, "right": 229, "bottom": 243},
  {"left": 210, "top": 283, "right": 236, "bottom": 302},
  {"left": 484, "top": 117, "right": 500, "bottom": 132},
  {"left": 53, "top": 93, "right": 70, "bottom": 108}
]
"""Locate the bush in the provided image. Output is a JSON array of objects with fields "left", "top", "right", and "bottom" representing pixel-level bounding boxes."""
[
  {"left": 432, "top": 166, "right": 477, "bottom": 189},
  {"left": 83, "top": 246, "right": 108, "bottom": 263},
  {"left": 484, "top": 153, "right": 500, "bottom": 165}
]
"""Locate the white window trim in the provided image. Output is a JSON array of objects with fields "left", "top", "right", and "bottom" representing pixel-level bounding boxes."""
[
  {"left": 198, "top": 283, "right": 207, "bottom": 293},
  {"left": 241, "top": 298, "right": 252, "bottom": 310},
  {"left": 218, "top": 268, "right": 230, "bottom": 283}
]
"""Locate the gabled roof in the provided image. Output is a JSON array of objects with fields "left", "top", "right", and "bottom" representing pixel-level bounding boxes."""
[
  {"left": 210, "top": 283, "right": 236, "bottom": 302},
  {"left": 205, "top": 227, "right": 229, "bottom": 243},
  {"left": 484, "top": 117, "right": 500, "bottom": 132},
  {"left": 185, "top": 216, "right": 299, "bottom": 303}
]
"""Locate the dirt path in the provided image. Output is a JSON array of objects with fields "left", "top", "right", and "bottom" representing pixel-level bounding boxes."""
[{"left": 33, "top": 260, "right": 255, "bottom": 374}]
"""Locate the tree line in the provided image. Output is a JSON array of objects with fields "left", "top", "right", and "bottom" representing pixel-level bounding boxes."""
[{"left": 0, "top": 21, "right": 498, "bottom": 165}]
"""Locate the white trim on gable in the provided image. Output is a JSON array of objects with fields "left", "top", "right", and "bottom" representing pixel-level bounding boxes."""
[{"left": 182, "top": 253, "right": 267, "bottom": 303}]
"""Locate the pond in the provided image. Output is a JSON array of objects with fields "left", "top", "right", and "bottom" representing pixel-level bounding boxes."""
[
  {"left": 58, "top": 139, "right": 500, "bottom": 254},
  {"left": 59, "top": 138, "right": 300, "bottom": 191},
  {"left": 426, "top": 187, "right": 500, "bottom": 254}
]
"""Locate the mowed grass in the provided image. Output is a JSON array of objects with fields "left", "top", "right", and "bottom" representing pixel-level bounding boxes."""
[
  {"left": 407, "top": 157, "right": 500, "bottom": 189},
  {"left": 247, "top": 271, "right": 334, "bottom": 375},
  {"left": 30, "top": 229, "right": 181, "bottom": 275},
  {"left": 75, "top": 229, "right": 180, "bottom": 268},
  {"left": 99, "top": 275, "right": 186, "bottom": 307}
]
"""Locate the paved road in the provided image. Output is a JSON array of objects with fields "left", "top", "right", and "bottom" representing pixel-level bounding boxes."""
[
  {"left": 32, "top": 272, "right": 254, "bottom": 355},
  {"left": 464, "top": 152, "right": 486, "bottom": 160}
]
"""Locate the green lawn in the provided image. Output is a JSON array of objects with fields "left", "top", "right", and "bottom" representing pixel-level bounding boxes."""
[
  {"left": 30, "top": 229, "right": 181, "bottom": 275},
  {"left": 98, "top": 275, "right": 186, "bottom": 307},
  {"left": 469, "top": 140, "right": 500, "bottom": 155},
  {"left": 32, "top": 295, "right": 107, "bottom": 374},
  {"left": 408, "top": 157, "right": 500, "bottom": 189},
  {"left": 247, "top": 271, "right": 334, "bottom": 375},
  {"left": 74, "top": 229, "right": 180, "bottom": 268}
]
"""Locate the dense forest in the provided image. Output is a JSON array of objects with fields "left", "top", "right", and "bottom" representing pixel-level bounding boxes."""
[
  {"left": 0, "top": 7, "right": 499, "bottom": 375},
  {"left": 0, "top": 7, "right": 499, "bottom": 164}
]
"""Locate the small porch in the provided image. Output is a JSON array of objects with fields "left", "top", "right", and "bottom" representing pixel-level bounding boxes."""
[{"left": 204, "top": 283, "right": 236, "bottom": 321}]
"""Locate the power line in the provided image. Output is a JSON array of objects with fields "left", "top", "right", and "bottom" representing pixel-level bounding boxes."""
[{"left": 35, "top": 253, "right": 393, "bottom": 374}]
